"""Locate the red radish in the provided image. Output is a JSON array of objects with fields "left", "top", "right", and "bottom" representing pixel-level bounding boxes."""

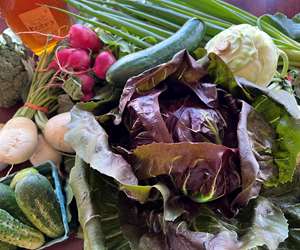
[
  {"left": 69, "top": 24, "right": 102, "bottom": 53},
  {"left": 49, "top": 48, "right": 91, "bottom": 72},
  {"left": 93, "top": 51, "right": 116, "bottom": 79},
  {"left": 76, "top": 74, "right": 95, "bottom": 94},
  {"left": 81, "top": 92, "right": 94, "bottom": 102}
]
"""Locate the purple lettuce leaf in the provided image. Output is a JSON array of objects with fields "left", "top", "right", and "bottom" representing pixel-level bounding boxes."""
[
  {"left": 120, "top": 196, "right": 288, "bottom": 250},
  {"left": 132, "top": 142, "right": 241, "bottom": 203},
  {"left": 116, "top": 49, "right": 281, "bottom": 210},
  {"left": 119, "top": 50, "right": 232, "bottom": 148},
  {"left": 232, "top": 101, "right": 276, "bottom": 210}
]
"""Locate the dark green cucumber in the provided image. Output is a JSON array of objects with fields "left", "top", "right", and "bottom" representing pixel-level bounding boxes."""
[
  {"left": 0, "top": 241, "right": 17, "bottom": 250},
  {"left": 0, "top": 209, "right": 44, "bottom": 249},
  {"left": 15, "top": 173, "right": 64, "bottom": 238},
  {"left": 0, "top": 183, "right": 30, "bottom": 225},
  {"left": 106, "top": 18, "right": 206, "bottom": 87}
]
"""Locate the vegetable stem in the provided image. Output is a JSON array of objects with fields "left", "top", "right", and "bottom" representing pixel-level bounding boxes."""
[
  {"left": 66, "top": 0, "right": 300, "bottom": 67},
  {"left": 70, "top": 156, "right": 107, "bottom": 250},
  {"left": 97, "top": 0, "right": 180, "bottom": 31},
  {"left": 74, "top": 0, "right": 166, "bottom": 42},
  {"left": 50, "top": 2, "right": 152, "bottom": 48}
]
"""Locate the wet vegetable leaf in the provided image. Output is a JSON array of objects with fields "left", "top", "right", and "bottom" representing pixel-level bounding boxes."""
[
  {"left": 194, "top": 197, "right": 288, "bottom": 250},
  {"left": 65, "top": 106, "right": 138, "bottom": 185},
  {"left": 122, "top": 183, "right": 184, "bottom": 221},
  {"left": 239, "top": 197, "right": 289, "bottom": 250},
  {"left": 252, "top": 94, "right": 300, "bottom": 186},
  {"left": 232, "top": 101, "right": 276, "bottom": 209},
  {"left": 207, "top": 54, "right": 300, "bottom": 186},
  {"left": 62, "top": 76, "right": 84, "bottom": 101},
  {"left": 70, "top": 157, "right": 131, "bottom": 250},
  {"left": 97, "top": 29, "right": 137, "bottom": 58},
  {"left": 259, "top": 13, "right": 300, "bottom": 42},
  {"left": 132, "top": 142, "right": 240, "bottom": 202}
]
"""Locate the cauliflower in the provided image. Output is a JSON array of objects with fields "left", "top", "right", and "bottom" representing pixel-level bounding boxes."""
[{"left": 0, "top": 29, "right": 33, "bottom": 108}]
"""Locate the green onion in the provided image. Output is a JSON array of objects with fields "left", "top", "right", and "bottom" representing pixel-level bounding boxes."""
[
  {"left": 50, "top": 2, "right": 152, "bottom": 48},
  {"left": 14, "top": 51, "right": 60, "bottom": 119},
  {"left": 78, "top": 0, "right": 173, "bottom": 38},
  {"left": 96, "top": 0, "right": 180, "bottom": 31},
  {"left": 66, "top": 0, "right": 166, "bottom": 43},
  {"left": 64, "top": 0, "right": 300, "bottom": 66}
]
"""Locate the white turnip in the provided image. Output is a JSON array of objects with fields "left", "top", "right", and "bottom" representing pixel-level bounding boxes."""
[
  {"left": 0, "top": 117, "right": 38, "bottom": 164},
  {"left": 44, "top": 112, "right": 74, "bottom": 153},
  {"left": 0, "top": 123, "right": 7, "bottom": 170},
  {"left": 30, "top": 135, "right": 62, "bottom": 167}
]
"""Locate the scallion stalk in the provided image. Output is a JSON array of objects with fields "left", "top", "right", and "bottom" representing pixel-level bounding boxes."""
[
  {"left": 66, "top": 0, "right": 166, "bottom": 43},
  {"left": 51, "top": 2, "right": 152, "bottom": 48},
  {"left": 64, "top": 0, "right": 300, "bottom": 67},
  {"left": 95, "top": 0, "right": 180, "bottom": 31},
  {"left": 77, "top": 0, "right": 173, "bottom": 38}
]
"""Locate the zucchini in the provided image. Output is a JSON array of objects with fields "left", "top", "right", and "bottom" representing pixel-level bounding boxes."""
[
  {"left": 0, "top": 183, "right": 30, "bottom": 225},
  {"left": 106, "top": 18, "right": 206, "bottom": 87},
  {"left": 0, "top": 241, "right": 17, "bottom": 250},
  {"left": 0, "top": 208, "right": 44, "bottom": 249},
  {"left": 15, "top": 173, "right": 64, "bottom": 238}
]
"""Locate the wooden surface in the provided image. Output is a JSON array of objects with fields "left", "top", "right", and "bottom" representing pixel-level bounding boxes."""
[{"left": 1, "top": 0, "right": 300, "bottom": 249}]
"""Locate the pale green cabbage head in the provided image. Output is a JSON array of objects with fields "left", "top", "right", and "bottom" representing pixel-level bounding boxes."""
[{"left": 205, "top": 24, "right": 279, "bottom": 86}]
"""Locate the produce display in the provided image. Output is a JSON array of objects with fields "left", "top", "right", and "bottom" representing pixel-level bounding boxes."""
[
  {"left": 2, "top": 0, "right": 300, "bottom": 250},
  {"left": 0, "top": 166, "right": 66, "bottom": 249}
]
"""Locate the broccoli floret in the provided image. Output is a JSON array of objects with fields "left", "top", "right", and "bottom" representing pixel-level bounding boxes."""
[{"left": 0, "top": 32, "right": 31, "bottom": 108}]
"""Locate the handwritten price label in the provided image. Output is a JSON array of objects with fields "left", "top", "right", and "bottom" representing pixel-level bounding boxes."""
[{"left": 19, "top": 6, "right": 60, "bottom": 42}]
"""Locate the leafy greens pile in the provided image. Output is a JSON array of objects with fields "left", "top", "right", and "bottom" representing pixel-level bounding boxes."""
[{"left": 65, "top": 50, "right": 300, "bottom": 250}]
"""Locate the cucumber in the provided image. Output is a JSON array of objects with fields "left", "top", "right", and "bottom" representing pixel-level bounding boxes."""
[
  {"left": 10, "top": 167, "right": 39, "bottom": 189},
  {"left": 106, "top": 18, "right": 205, "bottom": 87},
  {"left": 15, "top": 173, "right": 64, "bottom": 238},
  {"left": 0, "top": 208, "right": 44, "bottom": 249},
  {"left": 0, "top": 241, "right": 17, "bottom": 250},
  {"left": 0, "top": 183, "right": 30, "bottom": 225}
]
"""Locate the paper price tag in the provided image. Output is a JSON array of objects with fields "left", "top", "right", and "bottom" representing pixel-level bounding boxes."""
[{"left": 19, "top": 6, "right": 60, "bottom": 42}]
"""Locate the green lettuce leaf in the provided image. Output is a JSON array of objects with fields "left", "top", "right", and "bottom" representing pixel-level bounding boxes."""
[
  {"left": 121, "top": 196, "right": 288, "bottom": 250},
  {"left": 77, "top": 85, "right": 121, "bottom": 113},
  {"left": 70, "top": 156, "right": 131, "bottom": 250},
  {"left": 194, "top": 197, "right": 288, "bottom": 250},
  {"left": 206, "top": 53, "right": 300, "bottom": 119},
  {"left": 206, "top": 53, "right": 252, "bottom": 100},
  {"left": 97, "top": 29, "right": 137, "bottom": 58},
  {"left": 278, "top": 229, "right": 300, "bottom": 250},
  {"left": 206, "top": 53, "right": 300, "bottom": 186},
  {"left": 258, "top": 13, "right": 300, "bottom": 42},
  {"left": 62, "top": 76, "right": 84, "bottom": 101},
  {"left": 120, "top": 202, "right": 241, "bottom": 250},
  {"left": 122, "top": 183, "right": 184, "bottom": 222},
  {"left": 65, "top": 106, "right": 138, "bottom": 185},
  {"left": 262, "top": 170, "right": 300, "bottom": 249},
  {"left": 238, "top": 197, "right": 289, "bottom": 250},
  {"left": 252, "top": 95, "right": 300, "bottom": 186}
]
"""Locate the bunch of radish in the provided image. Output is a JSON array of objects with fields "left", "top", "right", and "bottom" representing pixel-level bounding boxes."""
[
  {"left": 0, "top": 24, "right": 116, "bottom": 166},
  {"left": 49, "top": 24, "right": 116, "bottom": 102}
]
